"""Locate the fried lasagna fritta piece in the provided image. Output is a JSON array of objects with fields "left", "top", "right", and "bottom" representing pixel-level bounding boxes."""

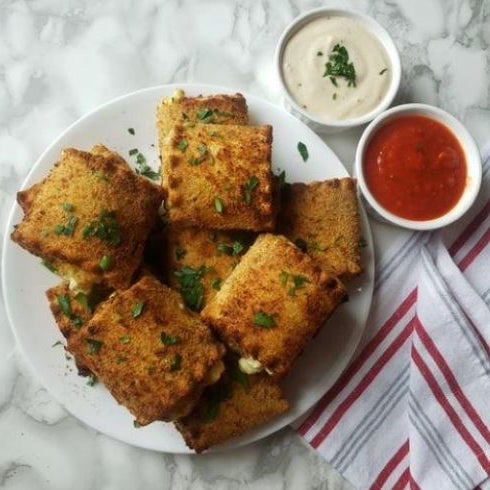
[
  {"left": 157, "top": 90, "right": 249, "bottom": 193},
  {"left": 201, "top": 234, "right": 347, "bottom": 379},
  {"left": 175, "top": 360, "right": 289, "bottom": 453},
  {"left": 162, "top": 123, "right": 275, "bottom": 231},
  {"left": 11, "top": 145, "right": 163, "bottom": 292},
  {"left": 66, "top": 275, "right": 226, "bottom": 424},
  {"left": 277, "top": 178, "right": 362, "bottom": 279},
  {"left": 164, "top": 226, "right": 256, "bottom": 312}
]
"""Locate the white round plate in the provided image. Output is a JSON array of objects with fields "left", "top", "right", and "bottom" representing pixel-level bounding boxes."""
[{"left": 2, "top": 84, "right": 374, "bottom": 453}]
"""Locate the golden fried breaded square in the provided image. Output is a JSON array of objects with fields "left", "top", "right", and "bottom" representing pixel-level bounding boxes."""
[
  {"left": 164, "top": 226, "right": 256, "bottom": 312},
  {"left": 157, "top": 90, "right": 248, "bottom": 193},
  {"left": 175, "top": 360, "right": 289, "bottom": 453},
  {"left": 163, "top": 124, "right": 275, "bottom": 230},
  {"left": 201, "top": 234, "right": 347, "bottom": 378},
  {"left": 277, "top": 178, "right": 362, "bottom": 279},
  {"left": 67, "top": 275, "right": 225, "bottom": 424},
  {"left": 12, "top": 145, "right": 163, "bottom": 291}
]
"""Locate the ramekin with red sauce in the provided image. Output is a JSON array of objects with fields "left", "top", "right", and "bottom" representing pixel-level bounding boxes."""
[{"left": 355, "top": 104, "right": 482, "bottom": 230}]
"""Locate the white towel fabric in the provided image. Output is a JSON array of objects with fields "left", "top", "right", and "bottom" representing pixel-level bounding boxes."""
[{"left": 296, "top": 147, "right": 490, "bottom": 490}]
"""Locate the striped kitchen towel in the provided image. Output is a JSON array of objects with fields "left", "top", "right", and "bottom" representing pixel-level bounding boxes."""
[{"left": 296, "top": 146, "right": 490, "bottom": 490}]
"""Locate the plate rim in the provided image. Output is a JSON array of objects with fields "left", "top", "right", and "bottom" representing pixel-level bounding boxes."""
[{"left": 1, "top": 82, "right": 374, "bottom": 453}]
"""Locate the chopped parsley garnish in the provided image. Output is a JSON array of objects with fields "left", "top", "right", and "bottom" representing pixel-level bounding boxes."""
[
  {"left": 197, "top": 108, "right": 215, "bottom": 123},
  {"left": 56, "top": 294, "right": 83, "bottom": 328},
  {"left": 54, "top": 215, "right": 78, "bottom": 237},
  {"left": 279, "top": 271, "right": 289, "bottom": 286},
  {"left": 129, "top": 148, "right": 138, "bottom": 156},
  {"left": 42, "top": 260, "right": 57, "bottom": 273},
  {"left": 128, "top": 128, "right": 135, "bottom": 135},
  {"left": 133, "top": 420, "right": 141, "bottom": 428},
  {"left": 132, "top": 151, "right": 160, "bottom": 181},
  {"left": 99, "top": 254, "right": 114, "bottom": 271},
  {"left": 379, "top": 68, "right": 388, "bottom": 75},
  {"left": 174, "top": 266, "right": 207, "bottom": 312},
  {"left": 161, "top": 332, "right": 181, "bottom": 345},
  {"left": 197, "top": 108, "right": 233, "bottom": 124},
  {"left": 323, "top": 43, "right": 357, "bottom": 87},
  {"left": 175, "top": 246, "right": 187, "bottom": 260},
  {"left": 86, "top": 338, "right": 103, "bottom": 355},
  {"left": 116, "top": 356, "right": 128, "bottom": 364},
  {"left": 229, "top": 363, "right": 250, "bottom": 390},
  {"left": 243, "top": 176, "right": 260, "bottom": 205},
  {"left": 178, "top": 139, "right": 189, "bottom": 152},
  {"left": 317, "top": 51, "right": 323, "bottom": 56},
  {"left": 86, "top": 374, "right": 98, "bottom": 386},
  {"left": 131, "top": 301, "right": 145, "bottom": 318},
  {"left": 333, "top": 93, "right": 337, "bottom": 100},
  {"left": 254, "top": 311, "right": 277, "bottom": 329},
  {"left": 63, "top": 202, "right": 74, "bottom": 212},
  {"left": 288, "top": 275, "right": 310, "bottom": 296},
  {"left": 297, "top": 142, "right": 309, "bottom": 162},
  {"left": 294, "top": 238, "right": 326, "bottom": 253},
  {"left": 214, "top": 197, "right": 225, "bottom": 214},
  {"left": 93, "top": 171, "right": 109, "bottom": 181},
  {"left": 202, "top": 383, "right": 233, "bottom": 422},
  {"left": 74, "top": 292, "right": 90, "bottom": 312},
  {"left": 52, "top": 340, "right": 63, "bottom": 348},
  {"left": 119, "top": 335, "right": 131, "bottom": 344},
  {"left": 217, "top": 240, "right": 245, "bottom": 257},
  {"left": 170, "top": 354, "right": 182, "bottom": 372},
  {"left": 83, "top": 210, "right": 121, "bottom": 246},
  {"left": 359, "top": 237, "right": 368, "bottom": 248},
  {"left": 277, "top": 170, "right": 287, "bottom": 188},
  {"left": 211, "top": 277, "right": 222, "bottom": 290}
]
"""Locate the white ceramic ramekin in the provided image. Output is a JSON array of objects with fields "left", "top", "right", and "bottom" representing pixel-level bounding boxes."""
[
  {"left": 275, "top": 8, "right": 401, "bottom": 134},
  {"left": 355, "top": 103, "right": 482, "bottom": 230}
]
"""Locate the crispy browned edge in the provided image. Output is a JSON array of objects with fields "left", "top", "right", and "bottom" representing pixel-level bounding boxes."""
[{"left": 175, "top": 370, "right": 289, "bottom": 453}]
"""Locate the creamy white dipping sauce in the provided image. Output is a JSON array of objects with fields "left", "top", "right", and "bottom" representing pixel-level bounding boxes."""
[{"left": 282, "top": 15, "right": 392, "bottom": 121}]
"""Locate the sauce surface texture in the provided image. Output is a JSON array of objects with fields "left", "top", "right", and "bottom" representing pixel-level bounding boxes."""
[
  {"left": 282, "top": 16, "right": 392, "bottom": 120},
  {"left": 364, "top": 115, "right": 467, "bottom": 221}
]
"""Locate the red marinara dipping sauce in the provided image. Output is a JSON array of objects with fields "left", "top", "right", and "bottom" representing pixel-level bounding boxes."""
[{"left": 364, "top": 115, "right": 467, "bottom": 221}]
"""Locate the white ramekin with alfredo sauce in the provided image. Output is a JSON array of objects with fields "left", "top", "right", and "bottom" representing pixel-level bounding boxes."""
[{"left": 275, "top": 8, "right": 401, "bottom": 133}]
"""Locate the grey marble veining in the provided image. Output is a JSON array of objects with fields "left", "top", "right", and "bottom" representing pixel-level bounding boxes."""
[{"left": 0, "top": 1, "right": 488, "bottom": 489}]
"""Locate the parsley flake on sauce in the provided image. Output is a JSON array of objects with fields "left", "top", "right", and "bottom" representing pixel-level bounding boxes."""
[
  {"left": 297, "top": 142, "right": 309, "bottom": 162},
  {"left": 211, "top": 277, "right": 222, "bottom": 291},
  {"left": 86, "top": 374, "right": 98, "bottom": 386},
  {"left": 119, "top": 335, "right": 132, "bottom": 344},
  {"left": 128, "top": 128, "right": 135, "bottom": 135},
  {"left": 254, "top": 312, "right": 277, "bottom": 329},
  {"left": 323, "top": 43, "right": 357, "bottom": 87}
]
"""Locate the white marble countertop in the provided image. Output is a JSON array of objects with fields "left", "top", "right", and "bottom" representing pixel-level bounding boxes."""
[{"left": 0, "top": 1, "right": 488, "bottom": 489}]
